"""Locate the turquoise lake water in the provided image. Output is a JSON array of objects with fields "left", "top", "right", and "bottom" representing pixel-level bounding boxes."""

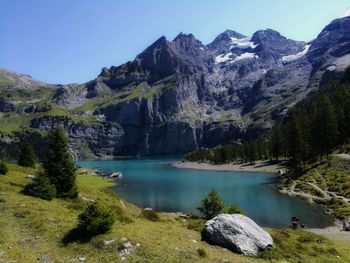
[{"left": 77, "top": 158, "right": 334, "bottom": 228}]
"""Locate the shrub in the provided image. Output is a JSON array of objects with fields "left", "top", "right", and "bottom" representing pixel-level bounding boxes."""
[
  {"left": 197, "top": 190, "right": 225, "bottom": 220},
  {"left": 196, "top": 248, "right": 207, "bottom": 258},
  {"left": 225, "top": 203, "right": 244, "bottom": 215},
  {"left": 78, "top": 202, "right": 116, "bottom": 236},
  {"left": 140, "top": 208, "right": 160, "bottom": 221},
  {"left": 23, "top": 171, "right": 57, "bottom": 200},
  {"left": 0, "top": 162, "right": 8, "bottom": 175},
  {"left": 17, "top": 143, "right": 36, "bottom": 168},
  {"left": 187, "top": 219, "right": 206, "bottom": 232}
]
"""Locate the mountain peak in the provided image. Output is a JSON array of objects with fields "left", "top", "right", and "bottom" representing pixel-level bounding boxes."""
[
  {"left": 342, "top": 7, "right": 350, "bottom": 17},
  {"left": 173, "top": 32, "right": 196, "bottom": 42}
]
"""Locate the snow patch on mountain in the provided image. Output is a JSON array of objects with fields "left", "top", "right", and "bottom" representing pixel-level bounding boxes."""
[
  {"left": 342, "top": 7, "right": 350, "bottom": 17},
  {"left": 215, "top": 52, "right": 233, "bottom": 63},
  {"left": 281, "top": 44, "right": 311, "bottom": 63},
  {"left": 232, "top": 52, "right": 258, "bottom": 63},
  {"left": 230, "top": 37, "right": 258, "bottom": 49},
  {"left": 215, "top": 52, "right": 258, "bottom": 64}
]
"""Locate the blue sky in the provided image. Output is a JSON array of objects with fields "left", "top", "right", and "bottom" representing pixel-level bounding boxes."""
[{"left": 1, "top": 0, "right": 349, "bottom": 84}]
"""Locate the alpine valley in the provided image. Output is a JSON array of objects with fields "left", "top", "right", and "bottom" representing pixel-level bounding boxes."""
[{"left": 1, "top": 16, "right": 350, "bottom": 159}]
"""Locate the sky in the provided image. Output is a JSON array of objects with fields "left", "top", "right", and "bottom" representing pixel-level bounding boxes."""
[{"left": 0, "top": 0, "right": 350, "bottom": 84}]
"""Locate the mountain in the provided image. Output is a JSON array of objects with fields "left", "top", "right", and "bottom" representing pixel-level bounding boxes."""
[{"left": 1, "top": 16, "right": 350, "bottom": 159}]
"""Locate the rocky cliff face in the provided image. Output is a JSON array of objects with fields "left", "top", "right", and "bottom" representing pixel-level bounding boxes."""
[{"left": 1, "top": 17, "right": 350, "bottom": 158}]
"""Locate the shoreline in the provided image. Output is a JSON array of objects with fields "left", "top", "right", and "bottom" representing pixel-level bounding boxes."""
[
  {"left": 171, "top": 160, "right": 350, "bottom": 242},
  {"left": 171, "top": 160, "right": 287, "bottom": 174}
]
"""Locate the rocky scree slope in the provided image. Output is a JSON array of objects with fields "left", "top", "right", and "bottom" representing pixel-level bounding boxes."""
[{"left": 1, "top": 17, "right": 350, "bottom": 158}]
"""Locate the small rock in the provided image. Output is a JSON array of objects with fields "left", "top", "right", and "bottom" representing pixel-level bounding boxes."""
[
  {"left": 26, "top": 174, "right": 36, "bottom": 179},
  {"left": 79, "top": 194, "right": 94, "bottom": 203},
  {"left": 118, "top": 240, "right": 137, "bottom": 258},
  {"left": 103, "top": 239, "right": 116, "bottom": 245},
  {"left": 78, "top": 257, "right": 86, "bottom": 261},
  {"left": 179, "top": 213, "right": 189, "bottom": 219},
  {"left": 120, "top": 237, "right": 128, "bottom": 242},
  {"left": 192, "top": 239, "right": 197, "bottom": 243}
]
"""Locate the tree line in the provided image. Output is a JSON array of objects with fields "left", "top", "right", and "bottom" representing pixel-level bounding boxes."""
[{"left": 185, "top": 70, "right": 350, "bottom": 166}]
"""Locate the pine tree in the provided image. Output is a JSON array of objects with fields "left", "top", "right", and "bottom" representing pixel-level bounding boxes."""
[
  {"left": 17, "top": 143, "right": 36, "bottom": 168},
  {"left": 23, "top": 170, "right": 57, "bottom": 200},
  {"left": 43, "top": 128, "right": 78, "bottom": 198},
  {"left": 287, "top": 114, "right": 303, "bottom": 165},
  {"left": 197, "top": 190, "right": 225, "bottom": 220},
  {"left": 312, "top": 96, "right": 338, "bottom": 159},
  {"left": 78, "top": 202, "right": 116, "bottom": 236},
  {"left": 269, "top": 125, "right": 283, "bottom": 161}
]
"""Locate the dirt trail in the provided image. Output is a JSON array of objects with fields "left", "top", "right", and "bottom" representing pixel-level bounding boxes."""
[{"left": 307, "top": 221, "right": 350, "bottom": 243}]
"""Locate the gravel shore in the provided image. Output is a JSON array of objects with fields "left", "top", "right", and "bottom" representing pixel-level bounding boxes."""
[{"left": 171, "top": 160, "right": 287, "bottom": 173}]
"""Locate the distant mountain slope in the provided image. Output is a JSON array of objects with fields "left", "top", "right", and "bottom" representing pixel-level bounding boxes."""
[{"left": 1, "top": 16, "right": 350, "bottom": 158}]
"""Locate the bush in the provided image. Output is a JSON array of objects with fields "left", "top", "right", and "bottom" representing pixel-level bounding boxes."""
[
  {"left": 78, "top": 202, "right": 116, "bottom": 236},
  {"left": 17, "top": 143, "right": 36, "bottom": 168},
  {"left": 140, "top": 208, "right": 160, "bottom": 221},
  {"left": 0, "top": 162, "right": 8, "bottom": 175},
  {"left": 225, "top": 203, "right": 244, "bottom": 215},
  {"left": 23, "top": 171, "right": 57, "bottom": 200},
  {"left": 197, "top": 190, "right": 225, "bottom": 220},
  {"left": 187, "top": 219, "right": 206, "bottom": 232},
  {"left": 196, "top": 248, "right": 207, "bottom": 258}
]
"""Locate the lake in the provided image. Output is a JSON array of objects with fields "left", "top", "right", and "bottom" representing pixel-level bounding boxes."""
[{"left": 77, "top": 158, "right": 334, "bottom": 228}]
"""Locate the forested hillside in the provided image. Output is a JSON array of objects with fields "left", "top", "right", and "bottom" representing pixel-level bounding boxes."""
[{"left": 185, "top": 67, "right": 350, "bottom": 165}]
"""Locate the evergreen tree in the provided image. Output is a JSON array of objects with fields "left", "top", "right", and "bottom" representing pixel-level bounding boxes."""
[
  {"left": 269, "top": 125, "right": 283, "bottom": 161},
  {"left": 287, "top": 115, "right": 303, "bottom": 165},
  {"left": 17, "top": 143, "right": 36, "bottom": 168},
  {"left": 23, "top": 170, "right": 56, "bottom": 200},
  {"left": 197, "top": 190, "right": 225, "bottom": 220},
  {"left": 312, "top": 96, "right": 338, "bottom": 159},
  {"left": 225, "top": 203, "right": 244, "bottom": 215},
  {"left": 0, "top": 162, "right": 8, "bottom": 175},
  {"left": 78, "top": 202, "right": 116, "bottom": 236},
  {"left": 43, "top": 128, "right": 78, "bottom": 198}
]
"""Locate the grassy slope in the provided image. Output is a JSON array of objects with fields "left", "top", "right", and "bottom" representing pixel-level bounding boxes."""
[
  {"left": 281, "top": 157, "right": 350, "bottom": 219},
  {"left": 0, "top": 164, "right": 349, "bottom": 263}
]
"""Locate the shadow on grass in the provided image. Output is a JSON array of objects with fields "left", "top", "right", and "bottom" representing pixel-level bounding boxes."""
[{"left": 61, "top": 227, "right": 94, "bottom": 245}]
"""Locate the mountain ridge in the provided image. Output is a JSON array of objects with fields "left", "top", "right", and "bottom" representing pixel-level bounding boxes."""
[{"left": 1, "top": 16, "right": 350, "bottom": 159}]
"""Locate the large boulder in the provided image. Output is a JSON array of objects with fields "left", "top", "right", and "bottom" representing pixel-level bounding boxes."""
[{"left": 202, "top": 214, "right": 273, "bottom": 256}]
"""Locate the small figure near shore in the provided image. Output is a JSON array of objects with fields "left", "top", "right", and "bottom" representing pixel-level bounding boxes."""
[
  {"left": 292, "top": 216, "right": 299, "bottom": 229},
  {"left": 291, "top": 216, "right": 306, "bottom": 229}
]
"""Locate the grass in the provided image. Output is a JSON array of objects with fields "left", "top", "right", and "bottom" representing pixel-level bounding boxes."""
[
  {"left": 282, "top": 157, "right": 350, "bottom": 218},
  {"left": 0, "top": 164, "right": 350, "bottom": 262}
]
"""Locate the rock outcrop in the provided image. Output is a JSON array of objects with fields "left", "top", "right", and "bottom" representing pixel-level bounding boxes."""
[{"left": 202, "top": 214, "right": 273, "bottom": 256}]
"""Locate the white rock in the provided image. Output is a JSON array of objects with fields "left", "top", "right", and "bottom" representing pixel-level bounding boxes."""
[
  {"left": 202, "top": 214, "right": 273, "bottom": 256},
  {"left": 103, "top": 239, "right": 116, "bottom": 245}
]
